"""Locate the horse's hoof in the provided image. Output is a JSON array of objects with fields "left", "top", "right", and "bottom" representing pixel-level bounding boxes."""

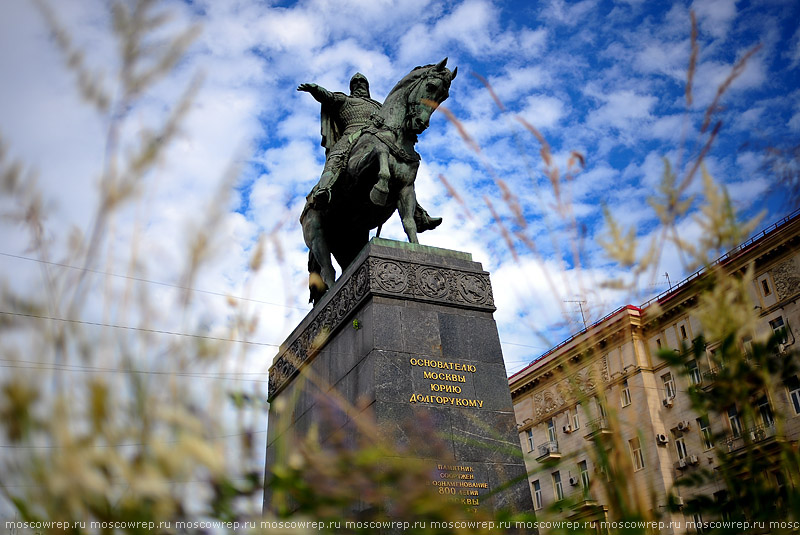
[
  {"left": 370, "top": 185, "right": 389, "bottom": 206},
  {"left": 309, "top": 272, "right": 328, "bottom": 302}
]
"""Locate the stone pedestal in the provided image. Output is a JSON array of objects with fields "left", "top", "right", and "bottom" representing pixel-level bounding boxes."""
[{"left": 264, "top": 238, "right": 532, "bottom": 515}]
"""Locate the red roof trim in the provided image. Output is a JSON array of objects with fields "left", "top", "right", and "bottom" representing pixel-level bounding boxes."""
[{"left": 508, "top": 209, "right": 800, "bottom": 384}]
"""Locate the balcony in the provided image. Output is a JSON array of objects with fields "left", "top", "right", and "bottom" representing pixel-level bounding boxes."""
[
  {"left": 724, "top": 423, "right": 777, "bottom": 453},
  {"left": 701, "top": 367, "right": 721, "bottom": 388},
  {"left": 536, "top": 440, "right": 561, "bottom": 462},
  {"left": 584, "top": 416, "right": 612, "bottom": 440},
  {"left": 570, "top": 496, "right": 600, "bottom": 511}
]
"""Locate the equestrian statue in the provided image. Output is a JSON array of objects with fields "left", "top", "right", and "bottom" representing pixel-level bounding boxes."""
[{"left": 299, "top": 58, "right": 457, "bottom": 304}]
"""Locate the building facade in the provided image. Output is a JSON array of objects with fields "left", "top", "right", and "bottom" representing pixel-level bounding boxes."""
[{"left": 509, "top": 212, "right": 800, "bottom": 533}]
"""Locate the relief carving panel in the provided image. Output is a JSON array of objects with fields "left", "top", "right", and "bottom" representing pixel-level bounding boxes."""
[
  {"left": 269, "top": 254, "right": 494, "bottom": 398},
  {"left": 530, "top": 356, "right": 610, "bottom": 420},
  {"left": 773, "top": 257, "right": 800, "bottom": 301}
]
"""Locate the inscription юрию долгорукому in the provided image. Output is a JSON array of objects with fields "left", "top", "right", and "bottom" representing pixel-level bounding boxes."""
[{"left": 407, "top": 357, "right": 484, "bottom": 408}]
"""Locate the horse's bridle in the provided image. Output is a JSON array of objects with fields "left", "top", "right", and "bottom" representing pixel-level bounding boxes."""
[{"left": 405, "top": 71, "right": 450, "bottom": 126}]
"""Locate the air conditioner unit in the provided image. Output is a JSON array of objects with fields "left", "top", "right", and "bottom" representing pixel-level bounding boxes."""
[
  {"left": 677, "top": 421, "right": 690, "bottom": 432},
  {"left": 688, "top": 455, "right": 699, "bottom": 465},
  {"left": 674, "top": 496, "right": 685, "bottom": 506},
  {"left": 656, "top": 433, "right": 669, "bottom": 445},
  {"left": 663, "top": 397, "right": 674, "bottom": 408},
  {"left": 569, "top": 476, "right": 578, "bottom": 486},
  {"left": 677, "top": 459, "right": 687, "bottom": 470},
  {"left": 563, "top": 424, "right": 572, "bottom": 434}
]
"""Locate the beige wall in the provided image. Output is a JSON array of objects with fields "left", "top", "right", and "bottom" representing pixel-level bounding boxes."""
[{"left": 511, "top": 221, "right": 800, "bottom": 533}]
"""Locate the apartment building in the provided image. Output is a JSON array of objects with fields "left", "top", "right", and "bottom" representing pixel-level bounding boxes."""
[{"left": 509, "top": 211, "right": 800, "bottom": 533}]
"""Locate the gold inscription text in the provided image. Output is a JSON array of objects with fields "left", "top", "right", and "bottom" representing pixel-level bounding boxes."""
[
  {"left": 423, "top": 371, "right": 467, "bottom": 383},
  {"left": 410, "top": 358, "right": 477, "bottom": 373},
  {"left": 409, "top": 394, "right": 483, "bottom": 408}
]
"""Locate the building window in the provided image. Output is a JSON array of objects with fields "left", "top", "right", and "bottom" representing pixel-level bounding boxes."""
[
  {"left": 742, "top": 336, "right": 753, "bottom": 357},
  {"left": 656, "top": 338, "right": 662, "bottom": 350},
  {"left": 552, "top": 471, "right": 563, "bottom": 500},
  {"left": 594, "top": 396, "right": 607, "bottom": 419},
  {"left": 686, "top": 359, "right": 701, "bottom": 385},
  {"left": 715, "top": 490, "right": 732, "bottom": 521},
  {"left": 525, "top": 429, "right": 534, "bottom": 452},
  {"left": 579, "top": 460, "right": 590, "bottom": 495},
  {"left": 757, "top": 395, "right": 774, "bottom": 427},
  {"left": 547, "top": 418, "right": 557, "bottom": 443},
  {"left": 707, "top": 344, "right": 723, "bottom": 367},
  {"left": 727, "top": 406, "right": 742, "bottom": 438},
  {"left": 620, "top": 379, "right": 632, "bottom": 407},
  {"left": 761, "top": 278, "right": 772, "bottom": 296},
  {"left": 680, "top": 325, "right": 688, "bottom": 340},
  {"left": 693, "top": 511, "right": 705, "bottom": 533},
  {"left": 675, "top": 434, "right": 688, "bottom": 460},
  {"left": 572, "top": 404, "right": 581, "bottom": 430},
  {"left": 773, "top": 470, "right": 787, "bottom": 507},
  {"left": 629, "top": 437, "right": 645, "bottom": 471},
  {"left": 532, "top": 480, "right": 543, "bottom": 510},
  {"left": 786, "top": 376, "right": 800, "bottom": 414},
  {"left": 662, "top": 372, "right": 676, "bottom": 399},
  {"left": 698, "top": 415, "right": 713, "bottom": 450},
  {"left": 770, "top": 316, "right": 787, "bottom": 344}
]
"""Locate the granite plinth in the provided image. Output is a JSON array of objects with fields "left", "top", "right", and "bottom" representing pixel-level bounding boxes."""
[{"left": 264, "top": 238, "right": 533, "bottom": 517}]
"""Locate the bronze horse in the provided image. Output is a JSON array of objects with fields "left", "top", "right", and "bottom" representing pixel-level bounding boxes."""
[{"left": 301, "top": 59, "right": 457, "bottom": 304}]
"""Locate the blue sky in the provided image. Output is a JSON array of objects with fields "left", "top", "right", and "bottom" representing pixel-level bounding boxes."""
[{"left": 1, "top": 0, "right": 799, "bottom": 383}]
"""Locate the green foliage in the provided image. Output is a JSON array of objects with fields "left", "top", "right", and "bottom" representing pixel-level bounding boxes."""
[
  {"left": 659, "top": 332, "right": 800, "bottom": 532},
  {"left": 0, "top": 0, "right": 263, "bottom": 527}
]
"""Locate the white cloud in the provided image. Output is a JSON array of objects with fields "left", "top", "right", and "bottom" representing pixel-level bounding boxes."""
[
  {"left": 789, "top": 24, "right": 800, "bottom": 69},
  {"left": 635, "top": 39, "right": 690, "bottom": 80},
  {"left": 488, "top": 66, "right": 550, "bottom": 102},
  {"left": 519, "top": 28, "right": 548, "bottom": 56},
  {"left": 691, "top": 52, "right": 766, "bottom": 109},
  {"left": 730, "top": 106, "right": 765, "bottom": 131},
  {"left": 586, "top": 90, "right": 657, "bottom": 131},
  {"left": 258, "top": 7, "right": 327, "bottom": 52},
  {"left": 649, "top": 114, "right": 688, "bottom": 141},
  {"left": 519, "top": 95, "right": 565, "bottom": 130},
  {"left": 540, "top": 0, "right": 599, "bottom": 26},
  {"left": 789, "top": 112, "right": 800, "bottom": 132},
  {"left": 692, "top": 0, "right": 739, "bottom": 40}
]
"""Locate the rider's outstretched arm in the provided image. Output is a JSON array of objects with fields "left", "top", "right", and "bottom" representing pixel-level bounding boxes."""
[{"left": 297, "top": 83, "right": 341, "bottom": 106}]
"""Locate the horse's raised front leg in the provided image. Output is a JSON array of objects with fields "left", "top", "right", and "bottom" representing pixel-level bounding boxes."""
[
  {"left": 369, "top": 149, "right": 391, "bottom": 206},
  {"left": 300, "top": 205, "right": 336, "bottom": 301},
  {"left": 397, "top": 184, "right": 419, "bottom": 244}
]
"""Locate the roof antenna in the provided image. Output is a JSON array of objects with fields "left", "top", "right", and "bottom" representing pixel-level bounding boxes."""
[{"left": 564, "top": 299, "right": 588, "bottom": 330}]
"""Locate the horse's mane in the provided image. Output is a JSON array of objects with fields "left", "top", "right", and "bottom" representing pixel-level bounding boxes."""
[{"left": 383, "top": 63, "right": 447, "bottom": 105}]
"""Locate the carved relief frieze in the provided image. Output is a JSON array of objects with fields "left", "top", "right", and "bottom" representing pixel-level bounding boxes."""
[
  {"left": 528, "top": 356, "right": 611, "bottom": 421},
  {"left": 533, "top": 392, "right": 544, "bottom": 418},
  {"left": 542, "top": 390, "right": 564, "bottom": 414},
  {"left": 268, "top": 261, "right": 371, "bottom": 399},
  {"left": 773, "top": 257, "right": 800, "bottom": 301},
  {"left": 368, "top": 257, "right": 494, "bottom": 309},
  {"left": 269, "top": 253, "right": 494, "bottom": 399}
]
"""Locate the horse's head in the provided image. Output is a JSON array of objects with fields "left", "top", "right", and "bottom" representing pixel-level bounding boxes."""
[
  {"left": 381, "top": 58, "right": 457, "bottom": 136},
  {"left": 406, "top": 58, "right": 457, "bottom": 134}
]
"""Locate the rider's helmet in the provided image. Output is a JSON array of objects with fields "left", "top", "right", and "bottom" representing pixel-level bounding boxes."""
[{"left": 350, "top": 73, "right": 370, "bottom": 97}]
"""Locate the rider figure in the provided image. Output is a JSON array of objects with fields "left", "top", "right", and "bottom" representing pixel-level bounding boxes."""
[
  {"left": 298, "top": 73, "right": 380, "bottom": 208},
  {"left": 298, "top": 73, "right": 442, "bottom": 232}
]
